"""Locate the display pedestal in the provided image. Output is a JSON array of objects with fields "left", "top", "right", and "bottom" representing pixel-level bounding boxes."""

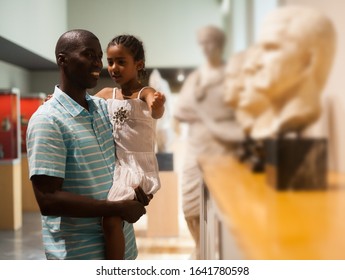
[
  {"left": 147, "top": 171, "right": 179, "bottom": 237},
  {"left": 0, "top": 160, "right": 22, "bottom": 229},
  {"left": 21, "top": 154, "right": 39, "bottom": 212},
  {"left": 265, "top": 138, "right": 327, "bottom": 190}
]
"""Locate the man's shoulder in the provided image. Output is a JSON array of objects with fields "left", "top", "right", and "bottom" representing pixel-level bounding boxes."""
[
  {"left": 90, "top": 94, "right": 107, "bottom": 110},
  {"left": 89, "top": 94, "right": 110, "bottom": 120},
  {"left": 94, "top": 87, "right": 113, "bottom": 100},
  {"left": 90, "top": 94, "right": 105, "bottom": 103},
  {"left": 29, "top": 99, "right": 66, "bottom": 125}
]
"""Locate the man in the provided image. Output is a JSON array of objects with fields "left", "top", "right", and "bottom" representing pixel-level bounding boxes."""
[{"left": 27, "top": 29, "right": 148, "bottom": 259}]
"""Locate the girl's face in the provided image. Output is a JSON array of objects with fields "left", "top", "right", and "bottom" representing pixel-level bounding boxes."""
[{"left": 106, "top": 44, "right": 143, "bottom": 87}]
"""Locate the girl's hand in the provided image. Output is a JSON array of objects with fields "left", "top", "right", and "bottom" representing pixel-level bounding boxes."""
[
  {"left": 147, "top": 91, "right": 165, "bottom": 119},
  {"left": 151, "top": 92, "right": 166, "bottom": 110}
]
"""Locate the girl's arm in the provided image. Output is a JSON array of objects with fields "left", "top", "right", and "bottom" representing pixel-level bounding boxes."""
[{"left": 140, "top": 88, "right": 166, "bottom": 119}]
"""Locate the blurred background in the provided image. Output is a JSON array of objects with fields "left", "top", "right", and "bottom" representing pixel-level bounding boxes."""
[{"left": 0, "top": 0, "right": 344, "bottom": 260}]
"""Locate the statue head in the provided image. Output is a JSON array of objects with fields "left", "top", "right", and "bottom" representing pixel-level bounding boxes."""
[
  {"left": 224, "top": 48, "right": 270, "bottom": 136},
  {"left": 197, "top": 25, "right": 226, "bottom": 66},
  {"left": 245, "top": 5, "right": 336, "bottom": 138}
]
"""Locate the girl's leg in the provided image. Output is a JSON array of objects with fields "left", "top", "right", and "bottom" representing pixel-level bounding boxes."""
[{"left": 102, "top": 216, "right": 125, "bottom": 259}]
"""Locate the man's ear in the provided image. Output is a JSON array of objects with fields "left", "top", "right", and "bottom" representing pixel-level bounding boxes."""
[{"left": 57, "top": 53, "right": 67, "bottom": 67}]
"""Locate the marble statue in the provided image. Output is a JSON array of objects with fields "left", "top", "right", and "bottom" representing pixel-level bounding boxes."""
[{"left": 173, "top": 25, "right": 244, "bottom": 259}]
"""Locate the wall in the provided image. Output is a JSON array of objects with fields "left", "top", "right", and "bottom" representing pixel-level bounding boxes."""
[
  {"left": 3, "top": 0, "right": 223, "bottom": 94},
  {"left": 252, "top": 0, "right": 281, "bottom": 41},
  {"left": 223, "top": 0, "right": 279, "bottom": 55},
  {"left": 30, "top": 71, "right": 59, "bottom": 94},
  {"left": 0, "top": 0, "right": 67, "bottom": 62},
  {"left": 0, "top": 61, "right": 30, "bottom": 94},
  {"left": 67, "top": 0, "right": 223, "bottom": 68},
  {"left": 0, "top": 0, "right": 67, "bottom": 95}
]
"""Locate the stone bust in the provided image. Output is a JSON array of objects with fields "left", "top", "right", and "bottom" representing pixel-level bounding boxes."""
[
  {"left": 244, "top": 5, "right": 336, "bottom": 140},
  {"left": 224, "top": 48, "right": 270, "bottom": 136}
]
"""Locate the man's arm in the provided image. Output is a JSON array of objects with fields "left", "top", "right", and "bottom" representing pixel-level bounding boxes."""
[{"left": 31, "top": 175, "right": 146, "bottom": 223}]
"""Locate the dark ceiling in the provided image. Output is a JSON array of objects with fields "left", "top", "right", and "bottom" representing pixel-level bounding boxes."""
[{"left": 0, "top": 36, "right": 57, "bottom": 71}]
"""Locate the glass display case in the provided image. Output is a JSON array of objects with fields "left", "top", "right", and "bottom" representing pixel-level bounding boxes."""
[
  {"left": 0, "top": 89, "right": 20, "bottom": 160},
  {"left": 20, "top": 93, "right": 46, "bottom": 153}
]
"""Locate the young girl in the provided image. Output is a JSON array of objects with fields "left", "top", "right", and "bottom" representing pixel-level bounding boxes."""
[{"left": 95, "top": 35, "right": 165, "bottom": 259}]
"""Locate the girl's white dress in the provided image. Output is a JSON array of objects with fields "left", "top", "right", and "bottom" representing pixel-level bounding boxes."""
[{"left": 107, "top": 87, "right": 161, "bottom": 201}]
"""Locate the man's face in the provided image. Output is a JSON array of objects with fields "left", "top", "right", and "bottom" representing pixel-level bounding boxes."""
[
  {"left": 64, "top": 37, "right": 103, "bottom": 90},
  {"left": 244, "top": 22, "right": 308, "bottom": 103}
]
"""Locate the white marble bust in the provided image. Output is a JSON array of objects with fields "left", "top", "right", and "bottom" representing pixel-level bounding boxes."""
[
  {"left": 244, "top": 5, "right": 336, "bottom": 140},
  {"left": 224, "top": 48, "right": 269, "bottom": 136}
]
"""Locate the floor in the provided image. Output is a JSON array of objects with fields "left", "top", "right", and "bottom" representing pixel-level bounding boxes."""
[
  {"left": 135, "top": 214, "right": 195, "bottom": 260},
  {"left": 0, "top": 212, "right": 45, "bottom": 260}
]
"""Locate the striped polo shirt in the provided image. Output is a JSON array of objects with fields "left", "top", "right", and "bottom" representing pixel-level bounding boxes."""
[{"left": 26, "top": 86, "right": 137, "bottom": 260}]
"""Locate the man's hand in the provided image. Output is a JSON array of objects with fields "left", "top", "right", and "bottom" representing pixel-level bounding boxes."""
[
  {"left": 45, "top": 94, "right": 54, "bottom": 102},
  {"left": 134, "top": 186, "right": 153, "bottom": 206},
  {"left": 117, "top": 199, "right": 146, "bottom": 223}
]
